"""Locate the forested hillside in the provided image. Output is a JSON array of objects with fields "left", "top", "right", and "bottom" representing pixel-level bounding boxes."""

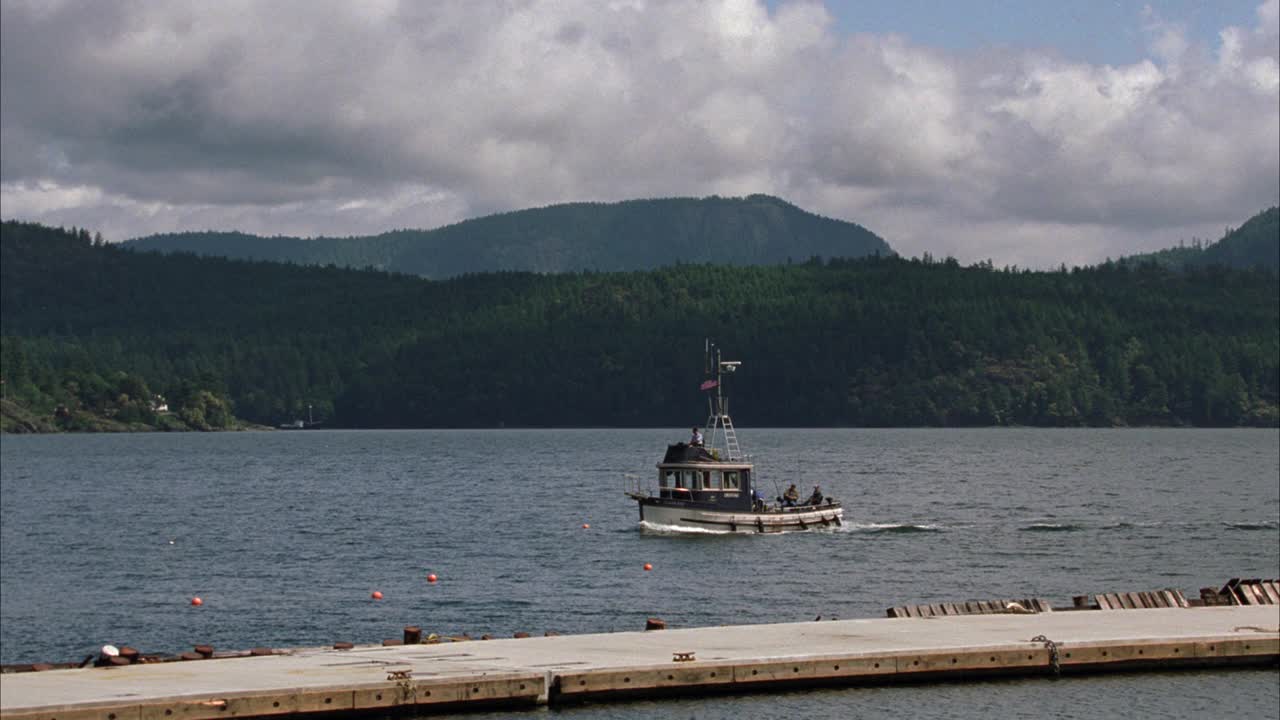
[
  {"left": 3, "top": 220, "right": 1277, "bottom": 430},
  {"left": 1120, "top": 207, "right": 1279, "bottom": 271},
  {"left": 123, "top": 195, "right": 893, "bottom": 278},
  {"left": 1199, "top": 207, "right": 1279, "bottom": 270}
]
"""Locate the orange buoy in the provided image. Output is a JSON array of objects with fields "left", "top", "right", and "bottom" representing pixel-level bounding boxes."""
[
  {"left": 371, "top": 591, "right": 383, "bottom": 600},
  {"left": 190, "top": 597, "right": 203, "bottom": 606},
  {"left": 427, "top": 574, "right": 438, "bottom": 583},
  {"left": 643, "top": 563, "right": 653, "bottom": 571},
  {"left": 582, "top": 523, "right": 590, "bottom": 529}
]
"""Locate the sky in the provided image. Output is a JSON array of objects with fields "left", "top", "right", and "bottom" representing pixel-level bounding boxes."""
[{"left": 1, "top": 0, "right": 1277, "bottom": 268}]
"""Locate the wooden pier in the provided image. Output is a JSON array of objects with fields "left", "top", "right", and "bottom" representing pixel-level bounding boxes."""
[{"left": 2, "top": 601, "right": 1277, "bottom": 719}]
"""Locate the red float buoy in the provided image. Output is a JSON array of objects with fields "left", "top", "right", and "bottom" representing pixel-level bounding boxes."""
[
  {"left": 427, "top": 574, "right": 438, "bottom": 583},
  {"left": 371, "top": 591, "right": 383, "bottom": 600},
  {"left": 190, "top": 597, "right": 203, "bottom": 606},
  {"left": 643, "top": 563, "right": 653, "bottom": 571},
  {"left": 582, "top": 523, "right": 590, "bottom": 529}
]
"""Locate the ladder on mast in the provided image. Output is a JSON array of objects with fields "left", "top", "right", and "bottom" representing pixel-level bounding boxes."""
[
  {"left": 720, "top": 413, "right": 741, "bottom": 461},
  {"left": 704, "top": 410, "right": 741, "bottom": 461}
]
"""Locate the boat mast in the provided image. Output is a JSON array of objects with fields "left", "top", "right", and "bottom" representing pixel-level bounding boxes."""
[{"left": 704, "top": 340, "right": 742, "bottom": 460}]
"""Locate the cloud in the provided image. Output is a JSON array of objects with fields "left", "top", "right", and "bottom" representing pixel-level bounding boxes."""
[{"left": 1, "top": 0, "right": 1276, "bottom": 267}]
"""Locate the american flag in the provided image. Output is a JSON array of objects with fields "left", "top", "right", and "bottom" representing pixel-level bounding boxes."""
[{"left": 699, "top": 379, "right": 718, "bottom": 391}]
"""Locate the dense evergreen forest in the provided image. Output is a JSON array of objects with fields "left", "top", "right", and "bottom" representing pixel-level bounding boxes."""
[
  {"left": 123, "top": 195, "right": 893, "bottom": 278},
  {"left": 2, "top": 218, "right": 1277, "bottom": 431}
]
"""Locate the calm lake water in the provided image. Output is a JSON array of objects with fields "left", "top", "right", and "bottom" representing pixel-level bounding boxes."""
[{"left": 2, "top": 428, "right": 1277, "bottom": 716}]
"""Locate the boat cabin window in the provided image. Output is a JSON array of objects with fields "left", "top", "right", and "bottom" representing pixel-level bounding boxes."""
[
  {"left": 661, "top": 470, "right": 697, "bottom": 488},
  {"left": 661, "top": 468, "right": 746, "bottom": 494},
  {"left": 660, "top": 469, "right": 696, "bottom": 498}
]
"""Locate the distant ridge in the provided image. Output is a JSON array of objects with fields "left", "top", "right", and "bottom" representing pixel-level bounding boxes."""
[
  {"left": 1200, "top": 207, "right": 1279, "bottom": 270},
  {"left": 123, "top": 195, "right": 894, "bottom": 278},
  {"left": 1120, "top": 207, "right": 1279, "bottom": 272}
]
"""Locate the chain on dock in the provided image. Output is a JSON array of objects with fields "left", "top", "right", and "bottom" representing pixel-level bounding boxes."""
[{"left": 1030, "top": 634, "right": 1061, "bottom": 677}]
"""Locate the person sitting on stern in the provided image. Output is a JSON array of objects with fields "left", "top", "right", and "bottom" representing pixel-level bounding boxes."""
[{"left": 805, "top": 485, "right": 824, "bottom": 506}]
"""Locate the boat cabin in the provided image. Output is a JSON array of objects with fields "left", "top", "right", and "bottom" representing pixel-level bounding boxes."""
[{"left": 656, "top": 442, "right": 755, "bottom": 511}]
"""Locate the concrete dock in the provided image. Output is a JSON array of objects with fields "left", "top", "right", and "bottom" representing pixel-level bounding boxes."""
[{"left": 2, "top": 605, "right": 1277, "bottom": 719}]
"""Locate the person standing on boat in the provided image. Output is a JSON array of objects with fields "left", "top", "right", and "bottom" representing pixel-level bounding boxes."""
[
  {"left": 690, "top": 427, "right": 704, "bottom": 446},
  {"left": 783, "top": 484, "right": 799, "bottom": 507}
]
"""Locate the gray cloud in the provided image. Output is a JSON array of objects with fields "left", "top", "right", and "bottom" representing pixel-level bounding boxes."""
[{"left": 2, "top": 0, "right": 1276, "bottom": 266}]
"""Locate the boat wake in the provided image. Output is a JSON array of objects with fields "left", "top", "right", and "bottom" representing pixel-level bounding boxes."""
[
  {"left": 1019, "top": 522, "right": 1086, "bottom": 532},
  {"left": 638, "top": 520, "right": 734, "bottom": 535},
  {"left": 1221, "top": 520, "right": 1279, "bottom": 531},
  {"left": 841, "top": 522, "right": 944, "bottom": 534}
]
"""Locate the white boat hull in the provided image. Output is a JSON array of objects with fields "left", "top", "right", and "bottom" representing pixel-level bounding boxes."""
[{"left": 637, "top": 500, "right": 843, "bottom": 533}]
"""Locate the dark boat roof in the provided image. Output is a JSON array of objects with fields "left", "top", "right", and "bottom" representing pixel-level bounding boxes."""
[
  {"left": 662, "top": 443, "right": 715, "bottom": 463},
  {"left": 659, "top": 442, "right": 752, "bottom": 466}
]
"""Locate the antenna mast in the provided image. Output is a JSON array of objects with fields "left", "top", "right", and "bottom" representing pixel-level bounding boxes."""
[{"left": 703, "top": 340, "right": 742, "bottom": 460}]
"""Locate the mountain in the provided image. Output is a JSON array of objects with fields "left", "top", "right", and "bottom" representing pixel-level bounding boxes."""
[
  {"left": 5, "top": 220, "right": 1276, "bottom": 431},
  {"left": 1121, "top": 207, "right": 1279, "bottom": 271},
  {"left": 122, "top": 195, "right": 894, "bottom": 278},
  {"left": 1199, "top": 207, "right": 1279, "bottom": 270}
]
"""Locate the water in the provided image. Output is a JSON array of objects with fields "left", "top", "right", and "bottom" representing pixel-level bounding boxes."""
[{"left": 2, "top": 428, "right": 1278, "bottom": 716}]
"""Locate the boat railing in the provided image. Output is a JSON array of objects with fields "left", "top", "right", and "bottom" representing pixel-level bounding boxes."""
[
  {"left": 778, "top": 499, "right": 842, "bottom": 512},
  {"left": 622, "top": 473, "right": 650, "bottom": 499},
  {"left": 624, "top": 474, "right": 717, "bottom": 502}
]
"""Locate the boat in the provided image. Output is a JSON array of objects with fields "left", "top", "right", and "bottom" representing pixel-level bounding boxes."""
[
  {"left": 625, "top": 342, "right": 843, "bottom": 533},
  {"left": 279, "top": 404, "right": 323, "bottom": 429}
]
